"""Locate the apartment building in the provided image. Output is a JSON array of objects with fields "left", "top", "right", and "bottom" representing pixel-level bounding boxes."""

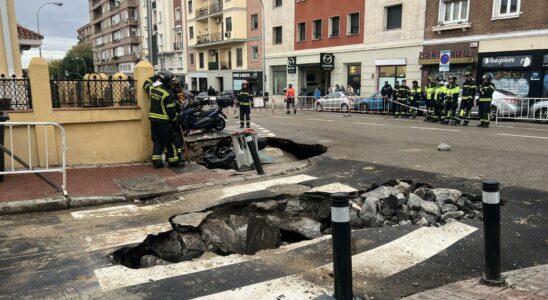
[
  {"left": 264, "top": 0, "right": 426, "bottom": 96},
  {"left": 422, "top": 0, "right": 548, "bottom": 97},
  {"left": 185, "top": 0, "right": 264, "bottom": 94},
  {"left": 77, "top": 23, "right": 93, "bottom": 47},
  {"left": 90, "top": 0, "right": 141, "bottom": 74}
]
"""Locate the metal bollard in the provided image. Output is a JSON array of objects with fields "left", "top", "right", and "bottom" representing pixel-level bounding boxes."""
[
  {"left": 480, "top": 179, "right": 505, "bottom": 286},
  {"left": 0, "top": 112, "right": 9, "bottom": 183},
  {"left": 331, "top": 192, "right": 353, "bottom": 300},
  {"left": 244, "top": 132, "right": 264, "bottom": 175}
]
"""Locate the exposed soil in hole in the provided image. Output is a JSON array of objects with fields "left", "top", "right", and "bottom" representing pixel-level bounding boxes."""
[{"left": 112, "top": 179, "right": 487, "bottom": 269}]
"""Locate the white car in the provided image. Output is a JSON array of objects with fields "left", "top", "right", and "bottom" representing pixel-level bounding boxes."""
[{"left": 315, "top": 91, "right": 358, "bottom": 112}]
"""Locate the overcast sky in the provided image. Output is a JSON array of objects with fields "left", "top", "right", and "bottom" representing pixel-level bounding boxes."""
[{"left": 16, "top": 0, "right": 89, "bottom": 67}]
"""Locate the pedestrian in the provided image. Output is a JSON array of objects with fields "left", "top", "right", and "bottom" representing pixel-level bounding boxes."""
[
  {"left": 409, "top": 80, "right": 422, "bottom": 119},
  {"left": 238, "top": 80, "right": 252, "bottom": 128},
  {"left": 335, "top": 84, "right": 341, "bottom": 91},
  {"left": 285, "top": 83, "right": 296, "bottom": 114},
  {"left": 313, "top": 87, "right": 321, "bottom": 100},
  {"left": 143, "top": 70, "right": 181, "bottom": 169},
  {"left": 381, "top": 81, "right": 393, "bottom": 113},
  {"left": 395, "top": 80, "right": 410, "bottom": 118},
  {"left": 433, "top": 77, "right": 446, "bottom": 123},
  {"left": 478, "top": 74, "right": 496, "bottom": 128},
  {"left": 457, "top": 72, "right": 476, "bottom": 126},
  {"left": 207, "top": 85, "right": 216, "bottom": 96},
  {"left": 424, "top": 77, "right": 436, "bottom": 122},
  {"left": 445, "top": 75, "right": 461, "bottom": 125},
  {"left": 340, "top": 85, "right": 346, "bottom": 92}
]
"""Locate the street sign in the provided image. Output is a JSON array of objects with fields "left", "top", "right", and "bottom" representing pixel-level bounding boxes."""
[
  {"left": 320, "top": 53, "right": 335, "bottom": 71},
  {"left": 287, "top": 57, "right": 296, "bottom": 74},
  {"left": 439, "top": 50, "right": 450, "bottom": 72}
]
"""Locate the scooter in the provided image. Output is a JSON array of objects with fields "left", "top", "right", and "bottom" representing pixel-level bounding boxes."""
[{"left": 178, "top": 99, "right": 229, "bottom": 135}]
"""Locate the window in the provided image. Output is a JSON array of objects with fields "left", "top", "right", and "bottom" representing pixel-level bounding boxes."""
[
  {"left": 348, "top": 12, "right": 360, "bottom": 35},
  {"left": 274, "top": 0, "right": 282, "bottom": 7},
  {"left": 129, "top": 8, "right": 138, "bottom": 19},
  {"left": 386, "top": 5, "right": 402, "bottom": 29},
  {"left": 199, "top": 52, "right": 204, "bottom": 68},
  {"left": 313, "top": 19, "right": 322, "bottom": 40},
  {"left": 297, "top": 22, "right": 306, "bottom": 42},
  {"left": 189, "top": 26, "right": 194, "bottom": 39},
  {"left": 112, "top": 30, "right": 122, "bottom": 41},
  {"left": 111, "top": 14, "right": 120, "bottom": 25},
  {"left": 226, "top": 17, "right": 232, "bottom": 32},
  {"left": 130, "top": 27, "right": 138, "bottom": 37},
  {"left": 114, "top": 47, "right": 124, "bottom": 57},
  {"left": 273, "top": 26, "right": 282, "bottom": 44},
  {"left": 95, "top": 36, "right": 103, "bottom": 45},
  {"left": 493, "top": 0, "right": 520, "bottom": 18},
  {"left": 188, "top": 0, "right": 192, "bottom": 13},
  {"left": 178, "top": 57, "right": 183, "bottom": 68},
  {"left": 252, "top": 46, "right": 259, "bottom": 61},
  {"left": 236, "top": 48, "right": 243, "bottom": 67},
  {"left": 440, "top": 0, "right": 469, "bottom": 23},
  {"left": 329, "top": 16, "right": 340, "bottom": 37},
  {"left": 158, "top": 11, "right": 162, "bottom": 24},
  {"left": 189, "top": 53, "right": 195, "bottom": 65},
  {"left": 175, "top": 8, "right": 181, "bottom": 21},
  {"left": 251, "top": 14, "right": 259, "bottom": 30}
]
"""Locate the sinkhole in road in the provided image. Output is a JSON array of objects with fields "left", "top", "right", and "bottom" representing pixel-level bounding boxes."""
[{"left": 112, "top": 179, "right": 485, "bottom": 269}]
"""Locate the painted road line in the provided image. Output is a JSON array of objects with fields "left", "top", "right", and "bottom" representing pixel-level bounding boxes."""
[
  {"left": 191, "top": 274, "right": 330, "bottom": 300},
  {"left": 95, "top": 236, "right": 333, "bottom": 292},
  {"left": 84, "top": 223, "right": 172, "bottom": 252},
  {"left": 216, "top": 174, "right": 317, "bottom": 199},
  {"left": 497, "top": 133, "right": 548, "bottom": 140},
  {"left": 410, "top": 126, "right": 461, "bottom": 132},
  {"left": 308, "top": 118, "right": 334, "bottom": 122},
  {"left": 355, "top": 116, "right": 385, "bottom": 120},
  {"left": 272, "top": 116, "right": 294, "bottom": 119},
  {"left": 353, "top": 121, "right": 388, "bottom": 126}
]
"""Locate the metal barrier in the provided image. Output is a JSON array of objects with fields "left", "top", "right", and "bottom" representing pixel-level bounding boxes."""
[
  {"left": 0, "top": 122, "right": 67, "bottom": 195},
  {"left": 494, "top": 97, "right": 548, "bottom": 125}
]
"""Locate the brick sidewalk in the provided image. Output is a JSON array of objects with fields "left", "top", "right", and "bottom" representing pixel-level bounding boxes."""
[
  {"left": 0, "top": 163, "right": 233, "bottom": 203},
  {"left": 403, "top": 264, "right": 548, "bottom": 299}
]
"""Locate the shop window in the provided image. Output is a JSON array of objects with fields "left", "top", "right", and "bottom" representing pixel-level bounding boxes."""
[
  {"left": 487, "top": 70, "right": 530, "bottom": 97},
  {"left": 439, "top": 0, "right": 469, "bottom": 24},
  {"left": 493, "top": 0, "right": 520, "bottom": 19},
  {"left": 251, "top": 14, "right": 259, "bottom": 30},
  {"left": 273, "top": 26, "right": 282, "bottom": 44},
  {"left": 348, "top": 12, "right": 360, "bottom": 35},
  {"left": 313, "top": 19, "right": 322, "bottom": 40},
  {"left": 298, "top": 22, "right": 306, "bottom": 42},
  {"left": 272, "top": 66, "right": 287, "bottom": 95},
  {"left": 378, "top": 66, "right": 406, "bottom": 91},
  {"left": 385, "top": 5, "right": 402, "bottom": 30},
  {"left": 329, "top": 16, "right": 340, "bottom": 37}
]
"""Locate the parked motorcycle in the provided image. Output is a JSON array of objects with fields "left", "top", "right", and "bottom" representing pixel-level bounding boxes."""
[{"left": 178, "top": 98, "right": 232, "bottom": 135}]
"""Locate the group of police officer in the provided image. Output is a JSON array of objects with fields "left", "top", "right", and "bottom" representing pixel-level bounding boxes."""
[{"left": 385, "top": 72, "right": 496, "bottom": 128}]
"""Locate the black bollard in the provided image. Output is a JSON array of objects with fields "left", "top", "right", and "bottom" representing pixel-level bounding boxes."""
[
  {"left": 0, "top": 112, "right": 9, "bottom": 183},
  {"left": 481, "top": 179, "right": 505, "bottom": 286},
  {"left": 331, "top": 192, "right": 353, "bottom": 300},
  {"left": 244, "top": 132, "right": 264, "bottom": 175}
]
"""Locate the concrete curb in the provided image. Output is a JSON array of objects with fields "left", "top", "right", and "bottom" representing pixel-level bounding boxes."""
[{"left": 0, "top": 159, "right": 313, "bottom": 215}]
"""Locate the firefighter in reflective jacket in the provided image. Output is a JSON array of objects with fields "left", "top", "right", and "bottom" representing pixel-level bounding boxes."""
[
  {"left": 424, "top": 77, "right": 436, "bottom": 122},
  {"left": 395, "top": 79, "right": 410, "bottom": 118},
  {"left": 445, "top": 75, "right": 461, "bottom": 125},
  {"left": 478, "top": 74, "right": 496, "bottom": 128},
  {"left": 143, "top": 71, "right": 180, "bottom": 169},
  {"left": 238, "top": 81, "right": 252, "bottom": 128},
  {"left": 409, "top": 80, "right": 422, "bottom": 119},
  {"left": 457, "top": 72, "right": 476, "bottom": 126},
  {"left": 433, "top": 77, "right": 446, "bottom": 123}
]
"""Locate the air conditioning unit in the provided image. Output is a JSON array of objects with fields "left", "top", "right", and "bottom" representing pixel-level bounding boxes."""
[
  {"left": 224, "top": 32, "right": 231, "bottom": 38},
  {"left": 215, "top": 17, "right": 222, "bottom": 24}
]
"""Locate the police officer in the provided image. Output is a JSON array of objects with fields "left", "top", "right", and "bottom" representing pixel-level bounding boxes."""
[
  {"left": 433, "top": 76, "right": 446, "bottom": 123},
  {"left": 478, "top": 74, "right": 496, "bottom": 128},
  {"left": 238, "top": 80, "right": 252, "bottom": 128},
  {"left": 457, "top": 72, "right": 476, "bottom": 126},
  {"left": 143, "top": 71, "right": 180, "bottom": 169},
  {"left": 409, "top": 80, "right": 422, "bottom": 119},
  {"left": 395, "top": 79, "right": 410, "bottom": 118},
  {"left": 424, "top": 77, "right": 436, "bottom": 122},
  {"left": 445, "top": 75, "right": 460, "bottom": 125}
]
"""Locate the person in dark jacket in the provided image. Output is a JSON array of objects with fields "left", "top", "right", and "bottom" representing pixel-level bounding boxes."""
[
  {"left": 207, "top": 85, "right": 216, "bottom": 96},
  {"left": 381, "top": 81, "right": 393, "bottom": 114},
  {"left": 238, "top": 81, "right": 252, "bottom": 128},
  {"left": 143, "top": 71, "right": 181, "bottom": 168},
  {"left": 478, "top": 74, "right": 496, "bottom": 128}
]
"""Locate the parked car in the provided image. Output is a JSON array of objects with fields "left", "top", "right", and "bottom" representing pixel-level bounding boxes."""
[
  {"left": 216, "top": 90, "right": 237, "bottom": 107},
  {"left": 196, "top": 92, "right": 213, "bottom": 106},
  {"left": 315, "top": 91, "right": 359, "bottom": 112},
  {"left": 352, "top": 91, "right": 427, "bottom": 115},
  {"left": 470, "top": 90, "right": 528, "bottom": 120}
]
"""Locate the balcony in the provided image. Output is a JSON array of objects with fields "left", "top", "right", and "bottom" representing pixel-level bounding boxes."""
[
  {"left": 192, "top": 32, "right": 244, "bottom": 48},
  {"left": 196, "top": 7, "right": 208, "bottom": 19},
  {"left": 209, "top": 1, "right": 223, "bottom": 14},
  {"left": 220, "top": 60, "right": 231, "bottom": 70},
  {"left": 208, "top": 61, "right": 219, "bottom": 70}
]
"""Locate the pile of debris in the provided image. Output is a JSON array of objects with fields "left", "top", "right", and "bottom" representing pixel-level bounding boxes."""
[{"left": 112, "top": 180, "right": 484, "bottom": 269}]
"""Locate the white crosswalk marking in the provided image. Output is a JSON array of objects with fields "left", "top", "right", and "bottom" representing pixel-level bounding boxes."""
[
  {"left": 226, "top": 122, "right": 276, "bottom": 138},
  {"left": 84, "top": 223, "right": 172, "bottom": 252}
]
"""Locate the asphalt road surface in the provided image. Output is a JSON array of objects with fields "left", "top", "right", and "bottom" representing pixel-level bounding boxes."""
[{"left": 241, "top": 110, "right": 548, "bottom": 192}]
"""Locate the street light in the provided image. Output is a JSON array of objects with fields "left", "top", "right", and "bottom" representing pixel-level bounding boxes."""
[{"left": 36, "top": 2, "right": 64, "bottom": 58}]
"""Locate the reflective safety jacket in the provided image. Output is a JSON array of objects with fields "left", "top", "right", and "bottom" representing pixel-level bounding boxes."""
[
  {"left": 426, "top": 84, "right": 436, "bottom": 100},
  {"left": 435, "top": 84, "right": 446, "bottom": 102},
  {"left": 238, "top": 89, "right": 251, "bottom": 106},
  {"left": 479, "top": 83, "right": 496, "bottom": 102},
  {"left": 396, "top": 85, "right": 410, "bottom": 101},
  {"left": 144, "top": 77, "right": 178, "bottom": 123},
  {"left": 410, "top": 86, "right": 422, "bottom": 101},
  {"left": 462, "top": 79, "right": 477, "bottom": 101},
  {"left": 445, "top": 83, "right": 461, "bottom": 102}
]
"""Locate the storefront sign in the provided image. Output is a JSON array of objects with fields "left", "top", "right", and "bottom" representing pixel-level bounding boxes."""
[
  {"left": 439, "top": 50, "right": 451, "bottom": 72},
  {"left": 320, "top": 53, "right": 335, "bottom": 71},
  {"left": 232, "top": 71, "right": 261, "bottom": 79},
  {"left": 420, "top": 49, "right": 474, "bottom": 59},
  {"left": 287, "top": 57, "right": 296, "bottom": 74},
  {"left": 481, "top": 55, "right": 533, "bottom": 68}
]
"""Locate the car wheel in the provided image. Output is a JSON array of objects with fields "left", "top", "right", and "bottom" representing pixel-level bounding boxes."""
[
  {"left": 535, "top": 108, "right": 548, "bottom": 122},
  {"left": 316, "top": 103, "right": 323, "bottom": 112},
  {"left": 341, "top": 103, "right": 349, "bottom": 113},
  {"left": 490, "top": 106, "right": 498, "bottom": 120}
]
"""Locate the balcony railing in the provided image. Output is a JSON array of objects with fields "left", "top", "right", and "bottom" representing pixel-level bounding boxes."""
[
  {"left": 209, "top": 1, "right": 223, "bottom": 14},
  {"left": 196, "top": 33, "right": 210, "bottom": 44},
  {"left": 196, "top": 7, "right": 208, "bottom": 18},
  {"left": 210, "top": 32, "right": 223, "bottom": 42},
  {"left": 208, "top": 61, "right": 219, "bottom": 70},
  {"left": 195, "top": 32, "right": 224, "bottom": 46},
  {"left": 173, "top": 42, "right": 183, "bottom": 50}
]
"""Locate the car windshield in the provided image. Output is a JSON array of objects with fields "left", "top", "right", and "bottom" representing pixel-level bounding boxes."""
[{"left": 496, "top": 89, "right": 518, "bottom": 96}]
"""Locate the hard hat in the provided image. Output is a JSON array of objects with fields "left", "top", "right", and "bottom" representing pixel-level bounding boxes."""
[
  {"left": 482, "top": 74, "right": 493, "bottom": 82},
  {"left": 157, "top": 70, "right": 174, "bottom": 85},
  {"left": 464, "top": 71, "right": 472, "bottom": 77}
]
